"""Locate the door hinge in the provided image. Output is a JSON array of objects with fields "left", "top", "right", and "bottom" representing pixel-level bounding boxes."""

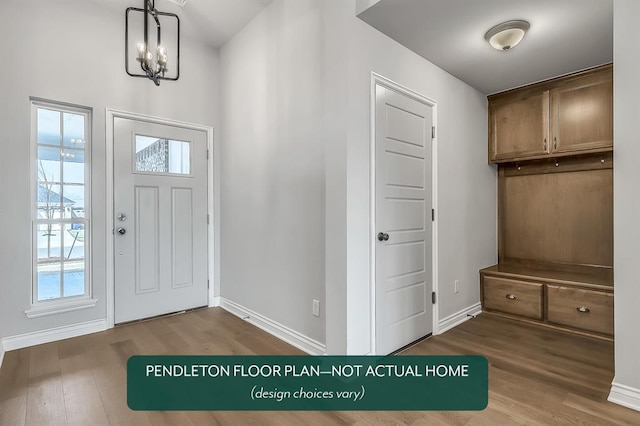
[
  {"left": 431, "top": 209, "right": 435, "bottom": 222},
  {"left": 206, "top": 149, "right": 210, "bottom": 159},
  {"left": 432, "top": 126, "right": 436, "bottom": 139},
  {"left": 432, "top": 291, "right": 436, "bottom": 304},
  {"left": 207, "top": 214, "right": 210, "bottom": 225},
  {"left": 208, "top": 279, "right": 210, "bottom": 289}
]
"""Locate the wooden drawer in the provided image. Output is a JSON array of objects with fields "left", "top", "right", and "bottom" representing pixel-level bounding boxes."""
[
  {"left": 483, "top": 276, "right": 543, "bottom": 320},
  {"left": 547, "top": 285, "right": 613, "bottom": 336}
]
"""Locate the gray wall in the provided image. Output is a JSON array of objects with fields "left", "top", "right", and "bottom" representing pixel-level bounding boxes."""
[
  {"left": 613, "top": 0, "right": 640, "bottom": 397},
  {"left": 219, "top": 0, "right": 327, "bottom": 345},
  {"left": 220, "top": 0, "right": 496, "bottom": 353},
  {"left": 0, "top": 0, "right": 219, "bottom": 337}
]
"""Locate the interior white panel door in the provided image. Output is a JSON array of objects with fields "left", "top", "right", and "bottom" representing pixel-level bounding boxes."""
[
  {"left": 375, "top": 84, "right": 433, "bottom": 354},
  {"left": 114, "top": 118, "right": 208, "bottom": 324}
]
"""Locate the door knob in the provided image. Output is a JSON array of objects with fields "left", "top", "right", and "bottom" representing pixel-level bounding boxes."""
[
  {"left": 117, "top": 213, "right": 127, "bottom": 222},
  {"left": 377, "top": 232, "right": 390, "bottom": 242},
  {"left": 117, "top": 227, "right": 127, "bottom": 235}
]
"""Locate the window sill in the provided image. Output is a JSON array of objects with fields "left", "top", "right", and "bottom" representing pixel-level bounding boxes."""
[{"left": 24, "top": 298, "right": 98, "bottom": 319}]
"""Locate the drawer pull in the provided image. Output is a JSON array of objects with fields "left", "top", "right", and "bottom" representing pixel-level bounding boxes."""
[
  {"left": 505, "top": 294, "right": 517, "bottom": 301},
  {"left": 576, "top": 306, "right": 591, "bottom": 313}
]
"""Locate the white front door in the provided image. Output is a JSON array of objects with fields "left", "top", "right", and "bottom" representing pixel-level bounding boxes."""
[
  {"left": 375, "top": 84, "right": 433, "bottom": 354},
  {"left": 113, "top": 118, "right": 208, "bottom": 324}
]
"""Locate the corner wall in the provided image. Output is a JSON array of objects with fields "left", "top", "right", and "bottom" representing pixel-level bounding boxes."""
[
  {"left": 0, "top": 0, "right": 219, "bottom": 339},
  {"left": 610, "top": 0, "right": 640, "bottom": 412},
  {"left": 219, "top": 0, "right": 496, "bottom": 354}
]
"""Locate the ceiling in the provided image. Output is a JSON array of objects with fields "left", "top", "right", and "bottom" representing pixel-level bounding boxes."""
[
  {"left": 357, "top": 0, "right": 613, "bottom": 94},
  {"left": 98, "top": 0, "right": 274, "bottom": 48},
  {"left": 178, "top": 0, "right": 274, "bottom": 47}
]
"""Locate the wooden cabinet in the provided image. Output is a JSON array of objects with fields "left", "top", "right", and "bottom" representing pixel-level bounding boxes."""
[
  {"left": 480, "top": 264, "right": 614, "bottom": 339},
  {"left": 483, "top": 154, "right": 614, "bottom": 340},
  {"left": 488, "top": 64, "right": 612, "bottom": 164},
  {"left": 482, "top": 65, "right": 614, "bottom": 340}
]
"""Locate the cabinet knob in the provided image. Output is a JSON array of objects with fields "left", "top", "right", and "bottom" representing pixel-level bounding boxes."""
[
  {"left": 576, "top": 306, "right": 590, "bottom": 313},
  {"left": 505, "top": 294, "right": 517, "bottom": 301}
]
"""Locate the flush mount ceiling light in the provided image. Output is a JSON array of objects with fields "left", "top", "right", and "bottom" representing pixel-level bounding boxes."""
[
  {"left": 125, "top": 0, "right": 180, "bottom": 86},
  {"left": 484, "top": 20, "right": 530, "bottom": 51}
]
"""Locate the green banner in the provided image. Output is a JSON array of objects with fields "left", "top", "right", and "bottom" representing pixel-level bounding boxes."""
[{"left": 127, "top": 355, "right": 488, "bottom": 411}]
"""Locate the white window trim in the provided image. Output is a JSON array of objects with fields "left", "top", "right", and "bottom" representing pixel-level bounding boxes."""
[
  {"left": 25, "top": 297, "right": 98, "bottom": 318},
  {"left": 27, "top": 98, "right": 94, "bottom": 317}
]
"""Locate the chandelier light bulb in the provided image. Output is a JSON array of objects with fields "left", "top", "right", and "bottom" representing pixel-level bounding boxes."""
[
  {"left": 136, "top": 42, "right": 147, "bottom": 61},
  {"left": 157, "top": 45, "right": 168, "bottom": 65}
]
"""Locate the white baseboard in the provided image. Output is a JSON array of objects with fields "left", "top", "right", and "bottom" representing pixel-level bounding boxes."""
[
  {"left": 211, "top": 296, "right": 221, "bottom": 307},
  {"left": 437, "top": 302, "right": 482, "bottom": 335},
  {"left": 0, "top": 342, "right": 5, "bottom": 370},
  {"left": 219, "top": 297, "right": 326, "bottom": 355},
  {"left": 1, "top": 319, "right": 108, "bottom": 352},
  {"left": 609, "top": 381, "right": 640, "bottom": 412}
]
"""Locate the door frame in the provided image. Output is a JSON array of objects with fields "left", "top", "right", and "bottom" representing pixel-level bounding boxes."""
[
  {"left": 370, "top": 73, "right": 439, "bottom": 354},
  {"left": 105, "top": 109, "right": 218, "bottom": 328}
]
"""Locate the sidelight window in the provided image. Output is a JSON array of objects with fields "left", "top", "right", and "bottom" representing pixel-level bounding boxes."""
[{"left": 29, "top": 99, "right": 93, "bottom": 314}]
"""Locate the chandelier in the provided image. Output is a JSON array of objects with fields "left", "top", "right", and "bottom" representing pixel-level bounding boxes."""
[{"left": 125, "top": 0, "right": 180, "bottom": 86}]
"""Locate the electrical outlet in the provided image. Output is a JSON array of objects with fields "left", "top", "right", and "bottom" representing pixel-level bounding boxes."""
[
  {"left": 312, "top": 299, "right": 320, "bottom": 317},
  {"left": 454, "top": 280, "right": 460, "bottom": 294}
]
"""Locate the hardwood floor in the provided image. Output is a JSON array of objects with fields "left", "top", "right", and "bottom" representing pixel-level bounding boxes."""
[{"left": 1, "top": 308, "right": 638, "bottom": 425}]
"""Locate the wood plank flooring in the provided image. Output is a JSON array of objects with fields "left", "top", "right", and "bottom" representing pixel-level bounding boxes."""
[{"left": 1, "top": 308, "right": 638, "bottom": 425}]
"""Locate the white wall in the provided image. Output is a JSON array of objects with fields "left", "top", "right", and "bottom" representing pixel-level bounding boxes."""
[
  {"left": 611, "top": 0, "right": 640, "bottom": 407},
  {"left": 0, "top": 0, "right": 219, "bottom": 338},
  {"left": 220, "top": 0, "right": 496, "bottom": 354},
  {"left": 341, "top": 1, "right": 496, "bottom": 354},
  {"left": 219, "top": 0, "right": 327, "bottom": 344}
]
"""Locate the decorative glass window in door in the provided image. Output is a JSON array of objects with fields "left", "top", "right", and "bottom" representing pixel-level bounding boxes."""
[{"left": 135, "top": 135, "right": 191, "bottom": 175}]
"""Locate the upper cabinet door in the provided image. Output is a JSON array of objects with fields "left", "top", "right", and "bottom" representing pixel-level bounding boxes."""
[
  {"left": 489, "top": 90, "right": 549, "bottom": 163},
  {"left": 487, "top": 64, "right": 613, "bottom": 164},
  {"left": 550, "top": 68, "right": 613, "bottom": 154}
]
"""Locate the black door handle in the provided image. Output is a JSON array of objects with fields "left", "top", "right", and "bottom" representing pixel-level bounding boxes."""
[{"left": 377, "top": 232, "right": 389, "bottom": 242}]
